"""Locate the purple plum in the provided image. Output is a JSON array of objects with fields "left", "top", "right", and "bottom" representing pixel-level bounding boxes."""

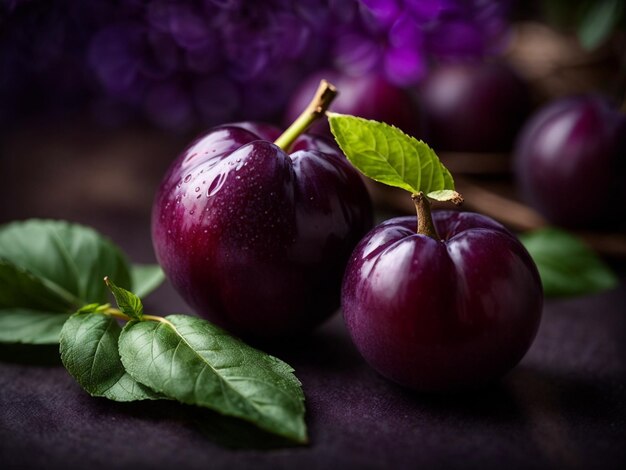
[
  {"left": 342, "top": 211, "right": 542, "bottom": 391},
  {"left": 417, "top": 62, "right": 531, "bottom": 152},
  {"left": 152, "top": 122, "right": 373, "bottom": 340},
  {"left": 514, "top": 94, "right": 626, "bottom": 228}
]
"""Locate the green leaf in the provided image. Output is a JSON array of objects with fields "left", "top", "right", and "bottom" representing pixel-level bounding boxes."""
[
  {"left": 578, "top": 0, "right": 624, "bottom": 50},
  {"left": 118, "top": 315, "right": 307, "bottom": 443},
  {"left": 0, "top": 260, "right": 75, "bottom": 344},
  {"left": 426, "top": 189, "right": 464, "bottom": 204},
  {"left": 60, "top": 312, "right": 161, "bottom": 401},
  {"left": 0, "top": 309, "right": 70, "bottom": 344},
  {"left": 0, "top": 219, "right": 132, "bottom": 344},
  {"left": 0, "top": 259, "right": 74, "bottom": 312},
  {"left": 131, "top": 264, "right": 165, "bottom": 299},
  {"left": 105, "top": 277, "right": 143, "bottom": 321},
  {"left": 520, "top": 228, "right": 619, "bottom": 297},
  {"left": 329, "top": 113, "right": 455, "bottom": 195},
  {"left": 0, "top": 220, "right": 132, "bottom": 304}
]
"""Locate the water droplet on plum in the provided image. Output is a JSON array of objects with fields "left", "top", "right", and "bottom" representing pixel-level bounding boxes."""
[{"left": 207, "top": 173, "right": 227, "bottom": 197}]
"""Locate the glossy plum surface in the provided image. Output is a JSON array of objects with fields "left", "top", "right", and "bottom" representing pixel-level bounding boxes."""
[
  {"left": 417, "top": 62, "right": 531, "bottom": 152},
  {"left": 514, "top": 95, "right": 626, "bottom": 227},
  {"left": 153, "top": 123, "right": 373, "bottom": 339},
  {"left": 286, "top": 71, "right": 419, "bottom": 137},
  {"left": 342, "top": 211, "right": 542, "bottom": 391}
]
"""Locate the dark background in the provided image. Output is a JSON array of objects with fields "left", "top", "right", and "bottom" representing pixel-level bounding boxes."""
[{"left": 1, "top": 0, "right": 626, "bottom": 468}]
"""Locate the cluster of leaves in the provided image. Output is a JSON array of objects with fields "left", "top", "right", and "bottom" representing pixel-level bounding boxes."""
[{"left": 0, "top": 220, "right": 307, "bottom": 444}]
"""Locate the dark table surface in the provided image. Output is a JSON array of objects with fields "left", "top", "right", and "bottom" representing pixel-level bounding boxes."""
[{"left": 0, "top": 124, "right": 624, "bottom": 469}]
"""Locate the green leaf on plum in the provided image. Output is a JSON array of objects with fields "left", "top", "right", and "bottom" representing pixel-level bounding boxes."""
[
  {"left": 60, "top": 311, "right": 161, "bottom": 401},
  {"left": 118, "top": 314, "right": 307, "bottom": 443},
  {"left": 328, "top": 113, "right": 456, "bottom": 199},
  {"left": 426, "top": 189, "right": 463, "bottom": 203},
  {"left": 520, "top": 227, "right": 619, "bottom": 297}
]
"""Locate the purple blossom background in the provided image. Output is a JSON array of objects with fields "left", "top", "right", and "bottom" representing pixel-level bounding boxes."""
[{"left": 0, "top": 0, "right": 512, "bottom": 131}]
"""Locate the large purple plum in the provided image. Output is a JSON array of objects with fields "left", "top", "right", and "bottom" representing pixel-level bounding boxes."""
[
  {"left": 342, "top": 211, "right": 542, "bottom": 391},
  {"left": 514, "top": 94, "right": 626, "bottom": 228},
  {"left": 152, "top": 122, "right": 372, "bottom": 340}
]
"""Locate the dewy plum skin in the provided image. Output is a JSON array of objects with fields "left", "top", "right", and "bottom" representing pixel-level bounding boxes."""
[
  {"left": 152, "top": 81, "right": 372, "bottom": 340},
  {"left": 342, "top": 210, "right": 543, "bottom": 391}
]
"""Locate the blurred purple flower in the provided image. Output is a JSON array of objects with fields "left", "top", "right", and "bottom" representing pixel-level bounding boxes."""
[
  {"left": 345, "top": 0, "right": 513, "bottom": 85},
  {"left": 360, "top": 0, "right": 402, "bottom": 28},
  {"left": 88, "top": 23, "right": 179, "bottom": 98},
  {"left": 0, "top": 0, "right": 512, "bottom": 130}
]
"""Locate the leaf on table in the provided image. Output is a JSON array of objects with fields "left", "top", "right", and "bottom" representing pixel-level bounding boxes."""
[
  {"left": 577, "top": 0, "right": 624, "bottom": 50},
  {"left": 0, "top": 219, "right": 132, "bottom": 344},
  {"left": 520, "top": 227, "right": 619, "bottom": 297},
  {"left": 0, "top": 308, "right": 70, "bottom": 344},
  {"left": 131, "top": 264, "right": 165, "bottom": 299},
  {"left": 329, "top": 113, "right": 456, "bottom": 199},
  {"left": 118, "top": 314, "right": 307, "bottom": 443},
  {"left": 60, "top": 312, "right": 161, "bottom": 401},
  {"left": 0, "top": 260, "right": 75, "bottom": 344}
]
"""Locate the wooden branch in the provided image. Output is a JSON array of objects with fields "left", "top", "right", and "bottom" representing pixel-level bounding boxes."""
[{"left": 439, "top": 152, "right": 511, "bottom": 175}]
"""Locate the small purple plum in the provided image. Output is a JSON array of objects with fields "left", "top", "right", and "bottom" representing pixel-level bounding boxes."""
[{"left": 514, "top": 94, "right": 626, "bottom": 227}]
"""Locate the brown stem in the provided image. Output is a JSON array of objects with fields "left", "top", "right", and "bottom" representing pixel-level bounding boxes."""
[
  {"left": 412, "top": 192, "right": 440, "bottom": 240},
  {"left": 274, "top": 79, "right": 338, "bottom": 151}
]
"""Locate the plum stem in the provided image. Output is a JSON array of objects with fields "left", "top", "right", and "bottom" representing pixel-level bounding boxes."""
[
  {"left": 274, "top": 79, "right": 337, "bottom": 151},
  {"left": 412, "top": 192, "right": 440, "bottom": 240}
]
